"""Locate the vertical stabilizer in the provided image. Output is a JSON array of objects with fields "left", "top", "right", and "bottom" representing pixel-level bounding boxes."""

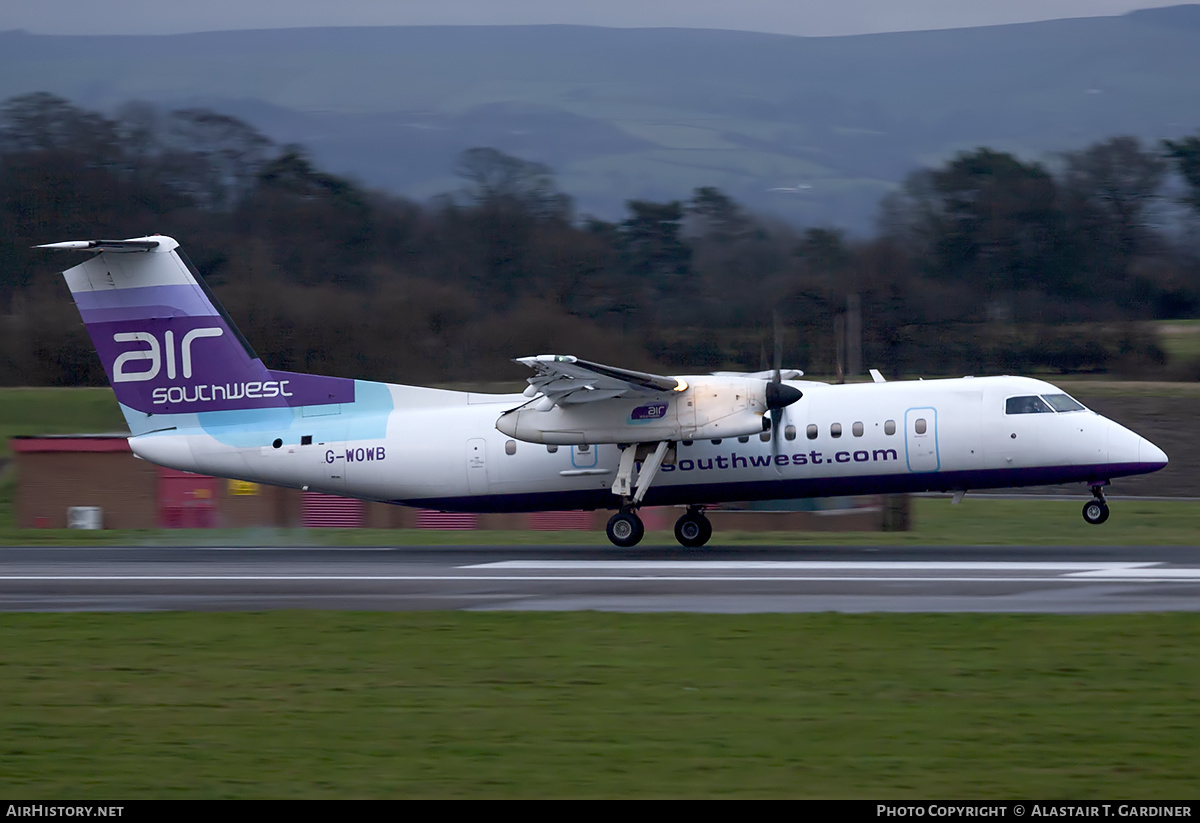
[{"left": 40, "top": 236, "right": 353, "bottom": 434}]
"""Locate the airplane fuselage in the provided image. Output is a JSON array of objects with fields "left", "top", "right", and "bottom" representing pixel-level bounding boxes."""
[{"left": 129, "top": 374, "right": 1164, "bottom": 513}]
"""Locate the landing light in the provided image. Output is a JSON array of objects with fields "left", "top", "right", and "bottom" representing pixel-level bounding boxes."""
[{"left": 674, "top": 380, "right": 689, "bottom": 392}]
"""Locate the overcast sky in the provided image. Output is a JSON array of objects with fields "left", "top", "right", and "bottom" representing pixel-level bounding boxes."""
[{"left": 0, "top": 1, "right": 1174, "bottom": 37}]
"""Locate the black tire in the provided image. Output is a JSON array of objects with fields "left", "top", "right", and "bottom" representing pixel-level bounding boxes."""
[
  {"left": 1082, "top": 500, "right": 1109, "bottom": 525},
  {"left": 606, "top": 510, "right": 645, "bottom": 547},
  {"left": 674, "top": 511, "right": 713, "bottom": 548}
]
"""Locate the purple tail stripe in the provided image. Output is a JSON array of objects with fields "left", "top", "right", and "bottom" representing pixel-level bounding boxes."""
[{"left": 73, "top": 284, "right": 218, "bottom": 322}]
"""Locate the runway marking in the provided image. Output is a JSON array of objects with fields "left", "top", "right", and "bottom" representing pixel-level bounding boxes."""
[
  {"left": 0, "top": 575, "right": 1066, "bottom": 583},
  {"left": 3, "top": 567, "right": 1200, "bottom": 583},
  {"left": 467, "top": 561, "right": 1159, "bottom": 571},
  {"left": 1066, "top": 567, "right": 1200, "bottom": 579}
]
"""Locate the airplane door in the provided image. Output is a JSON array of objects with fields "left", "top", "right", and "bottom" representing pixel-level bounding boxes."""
[
  {"left": 570, "top": 443, "right": 599, "bottom": 469},
  {"left": 905, "top": 407, "right": 940, "bottom": 472},
  {"left": 466, "top": 438, "right": 490, "bottom": 494}
]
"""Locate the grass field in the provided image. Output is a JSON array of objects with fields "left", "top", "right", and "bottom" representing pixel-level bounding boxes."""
[
  {"left": 0, "top": 387, "right": 126, "bottom": 459},
  {"left": 1155, "top": 320, "right": 1200, "bottom": 363},
  {"left": 2, "top": 612, "right": 1198, "bottom": 798}
]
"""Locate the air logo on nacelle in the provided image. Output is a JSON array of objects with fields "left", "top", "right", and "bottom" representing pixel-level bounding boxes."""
[{"left": 630, "top": 402, "right": 669, "bottom": 423}]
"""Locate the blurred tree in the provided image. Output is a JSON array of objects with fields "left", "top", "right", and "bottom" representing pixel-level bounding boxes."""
[
  {"left": 1060, "top": 136, "right": 1166, "bottom": 265},
  {"left": 687, "top": 186, "right": 751, "bottom": 244},
  {"left": 617, "top": 199, "right": 692, "bottom": 326},
  {"left": 1163, "top": 135, "right": 1200, "bottom": 215},
  {"left": 0, "top": 92, "right": 118, "bottom": 157},
  {"left": 163, "top": 108, "right": 275, "bottom": 212},
  {"left": 892, "top": 148, "right": 1072, "bottom": 318},
  {"left": 455, "top": 146, "right": 569, "bottom": 221},
  {"left": 239, "top": 146, "right": 372, "bottom": 287},
  {"left": 620, "top": 200, "right": 691, "bottom": 287}
]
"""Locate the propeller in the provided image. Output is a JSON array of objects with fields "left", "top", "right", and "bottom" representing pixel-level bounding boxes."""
[{"left": 763, "top": 310, "right": 802, "bottom": 466}]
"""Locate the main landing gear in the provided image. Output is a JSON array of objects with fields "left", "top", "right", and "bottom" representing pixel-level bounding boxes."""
[
  {"left": 606, "top": 508, "right": 645, "bottom": 548},
  {"left": 674, "top": 507, "right": 713, "bottom": 548},
  {"left": 1082, "top": 484, "right": 1110, "bottom": 525},
  {"left": 604, "top": 506, "right": 714, "bottom": 548},
  {"left": 606, "top": 441, "right": 716, "bottom": 548}
]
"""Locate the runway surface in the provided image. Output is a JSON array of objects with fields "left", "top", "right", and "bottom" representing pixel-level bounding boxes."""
[{"left": 3, "top": 544, "right": 1200, "bottom": 612}]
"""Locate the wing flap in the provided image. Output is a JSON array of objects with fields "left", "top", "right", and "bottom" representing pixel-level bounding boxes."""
[{"left": 515, "top": 355, "right": 682, "bottom": 406}]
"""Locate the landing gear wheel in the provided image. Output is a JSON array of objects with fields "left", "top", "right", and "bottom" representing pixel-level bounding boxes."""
[
  {"left": 606, "top": 510, "right": 645, "bottom": 547},
  {"left": 674, "top": 510, "right": 713, "bottom": 548},
  {"left": 1082, "top": 500, "right": 1110, "bottom": 525}
]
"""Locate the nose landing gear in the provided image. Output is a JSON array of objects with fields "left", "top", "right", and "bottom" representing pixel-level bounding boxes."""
[{"left": 1082, "top": 485, "right": 1110, "bottom": 525}]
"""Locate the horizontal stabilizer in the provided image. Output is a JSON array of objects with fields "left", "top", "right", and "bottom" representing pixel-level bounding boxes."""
[{"left": 36, "top": 239, "right": 161, "bottom": 253}]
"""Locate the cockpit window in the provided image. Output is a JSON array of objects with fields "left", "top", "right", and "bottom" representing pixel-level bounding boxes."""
[
  {"left": 1042, "top": 393, "right": 1086, "bottom": 412},
  {"left": 1006, "top": 395, "right": 1054, "bottom": 415}
]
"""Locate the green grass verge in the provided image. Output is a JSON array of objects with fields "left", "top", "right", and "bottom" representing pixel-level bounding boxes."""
[
  {"left": 1154, "top": 320, "right": 1200, "bottom": 363},
  {"left": 0, "top": 387, "right": 126, "bottom": 459},
  {"left": 1, "top": 612, "right": 1198, "bottom": 798},
  {"left": 3, "top": 498, "right": 1198, "bottom": 546}
]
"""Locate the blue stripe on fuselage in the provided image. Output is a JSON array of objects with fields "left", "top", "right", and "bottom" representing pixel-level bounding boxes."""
[{"left": 146, "top": 379, "right": 394, "bottom": 447}]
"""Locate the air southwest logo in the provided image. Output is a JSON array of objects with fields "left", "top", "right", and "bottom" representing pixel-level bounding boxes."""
[
  {"left": 110, "top": 327, "right": 294, "bottom": 405},
  {"left": 660, "top": 448, "right": 899, "bottom": 472},
  {"left": 630, "top": 402, "right": 669, "bottom": 423}
]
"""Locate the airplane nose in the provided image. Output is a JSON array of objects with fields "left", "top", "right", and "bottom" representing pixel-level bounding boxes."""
[
  {"left": 1104, "top": 420, "right": 1167, "bottom": 474},
  {"left": 1140, "top": 436, "right": 1168, "bottom": 469}
]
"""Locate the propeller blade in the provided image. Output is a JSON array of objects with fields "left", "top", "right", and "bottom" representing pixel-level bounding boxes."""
[
  {"left": 769, "top": 406, "right": 781, "bottom": 465},
  {"left": 773, "top": 309, "right": 783, "bottom": 385},
  {"left": 764, "top": 309, "right": 800, "bottom": 473}
]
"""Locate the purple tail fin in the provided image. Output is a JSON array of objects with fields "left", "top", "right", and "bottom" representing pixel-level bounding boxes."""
[{"left": 41, "top": 236, "right": 353, "bottom": 424}]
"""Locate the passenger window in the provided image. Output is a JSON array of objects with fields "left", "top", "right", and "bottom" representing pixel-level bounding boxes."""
[
  {"left": 852, "top": 422, "right": 864, "bottom": 437},
  {"left": 546, "top": 444, "right": 558, "bottom": 453},
  {"left": 578, "top": 443, "right": 590, "bottom": 452},
  {"left": 806, "top": 424, "right": 818, "bottom": 440},
  {"left": 831, "top": 423, "right": 842, "bottom": 438},
  {"left": 1006, "top": 396, "right": 1053, "bottom": 415},
  {"left": 884, "top": 420, "right": 896, "bottom": 435},
  {"left": 784, "top": 425, "right": 796, "bottom": 441},
  {"left": 738, "top": 435, "right": 750, "bottom": 443},
  {"left": 915, "top": 418, "right": 927, "bottom": 434},
  {"left": 711, "top": 439, "right": 722, "bottom": 445},
  {"left": 759, "top": 431, "right": 771, "bottom": 442},
  {"left": 505, "top": 440, "right": 517, "bottom": 455}
]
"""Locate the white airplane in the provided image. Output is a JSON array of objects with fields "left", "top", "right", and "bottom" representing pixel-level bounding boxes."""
[{"left": 38, "top": 235, "right": 1168, "bottom": 547}]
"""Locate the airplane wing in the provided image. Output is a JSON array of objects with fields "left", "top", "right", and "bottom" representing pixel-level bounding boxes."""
[{"left": 515, "top": 355, "right": 683, "bottom": 406}]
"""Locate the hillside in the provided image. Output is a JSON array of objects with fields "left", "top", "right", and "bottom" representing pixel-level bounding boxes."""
[{"left": 3, "top": 6, "right": 1200, "bottom": 229}]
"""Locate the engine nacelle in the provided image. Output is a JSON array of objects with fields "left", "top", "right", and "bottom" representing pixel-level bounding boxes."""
[{"left": 495, "top": 377, "right": 772, "bottom": 445}]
